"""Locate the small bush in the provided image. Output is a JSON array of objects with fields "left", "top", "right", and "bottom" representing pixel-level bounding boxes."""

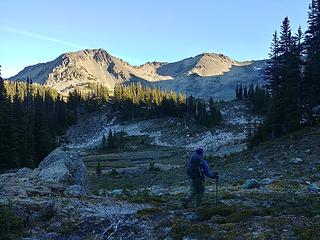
[
  {"left": 120, "top": 189, "right": 166, "bottom": 204},
  {"left": 171, "top": 219, "right": 192, "bottom": 240},
  {"left": 0, "top": 205, "right": 23, "bottom": 239},
  {"left": 294, "top": 224, "right": 320, "bottom": 240},
  {"left": 185, "top": 223, "right": 214, "bottom": 239},
  {"left": 197, "top": 204, "right": 237, "bottom": 221},
  {"left": 219, "top": 209, "right": 256, "bottom": 224},
  {"left": 137, "top": 207, "right": 162, "bottom": 217},
  {"left": 96, "top": 161, "right": 102, "bottom": 175},
  {"left": 133, "top": 189, "right": 165, "bottom": 204},
  {"left": 197, "top": 204, "right": 258, "bottom": 224},
  {"left": 148, "top": 161, "right": 160, "bottom": 172},
  {"left": 57, "top": 220, "right": 77, "bottom": 235},
  {"left": 171, "top": 220, "right": 214, "bottom": 240},
  {"left": 110, "top": 169, "right": 118, "bottom": 176}
]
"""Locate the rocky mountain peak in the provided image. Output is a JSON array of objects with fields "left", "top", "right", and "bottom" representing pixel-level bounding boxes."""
[{"left": 9, "top": 49, "right": 266, "bottom": 99}]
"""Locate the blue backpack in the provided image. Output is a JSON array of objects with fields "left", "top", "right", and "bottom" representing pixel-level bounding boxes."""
[{"left": 187, "top": 156, "right": 204, "bottom": 179}]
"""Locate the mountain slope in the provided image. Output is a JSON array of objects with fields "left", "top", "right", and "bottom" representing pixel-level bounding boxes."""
[
  {"left": 10, "top": 49, "right": 266, "bottom": 100},
  {"left": 154, "top": 59, "right": 266, "bottom": 100},
  {"left": 157, "top": 53, "right": 248, "bottom": 77}
]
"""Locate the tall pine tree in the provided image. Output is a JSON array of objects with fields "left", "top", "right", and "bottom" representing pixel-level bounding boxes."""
[
  {"left": 0, "top": 67, "right": 19, "bottom": 169},
  {"left": 265, "top": 17, "right": 302, "bottom": 136},
  {"left": 304, "top": 0, "right": 320, "bottom": 118}
]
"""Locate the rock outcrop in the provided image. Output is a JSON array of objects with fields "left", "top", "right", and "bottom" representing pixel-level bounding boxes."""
[
  {"left": 0, "top": 148, "right": 88, "bottom": 200},
  {"left": 36, "top": 148, "right": 87, "bottom": 188},
  {"left": 0, "top": 148, "right": 152, "bottom": 239},
  {"left": 241, "top": 179, "right": 261, "bottom": 189},
  {"left": 289, "top": 157, "right": 303, "bottom": 164}
]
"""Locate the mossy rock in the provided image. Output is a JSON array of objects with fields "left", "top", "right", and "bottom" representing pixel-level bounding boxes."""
[{"left": 137, "top": 207, "right": 162, "bottom": 217}]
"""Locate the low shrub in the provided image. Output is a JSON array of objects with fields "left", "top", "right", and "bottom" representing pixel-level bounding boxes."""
[
  {"left": 197, "top": 204, "right": 237, "bottom": 220},
  {"left": 148, "top": 161, "right": 160, "bottom": 172},
  {"left": 0, "top": 205, "right": 23, "bottom": 240},
  {"left": 137, "top": 207, "right": 162, "bottom": 217},
  {"left": 294, "top": 224, "right": 320, "bottom": 240}
]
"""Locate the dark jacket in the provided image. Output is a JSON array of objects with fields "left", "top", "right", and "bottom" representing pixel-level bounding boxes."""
[{"left": 187, "top": 154, "right": 217, "bottom": 179}]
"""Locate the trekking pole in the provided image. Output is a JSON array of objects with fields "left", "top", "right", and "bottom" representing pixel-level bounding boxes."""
[{"left": 215, "top": 178, "right": 218, "bottom": 205}]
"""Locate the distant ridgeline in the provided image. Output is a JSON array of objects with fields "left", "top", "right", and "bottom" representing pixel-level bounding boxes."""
[{"left": 113, "top": 83, "right": 222, "bottom": 127}]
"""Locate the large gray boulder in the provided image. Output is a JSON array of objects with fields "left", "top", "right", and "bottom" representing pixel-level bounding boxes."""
[
  {"left": 289, "top": 158, "right": 303, "bottom": 164},
  {"left": 36, "top": 148, "right": 87, "bottom": 189},
  {"left": 260, "top": 177, "right": 276, "bottom": 186},
  {"left": 64, "top": 184, "right": 87, "bottom": 197},
  {"left": 0, "top": 148, "right": 88, "bottom": 200},
  {"left": 308, "top": 182, "right": 320, "bottom": 192},
  {"left": 241, "top": 179, "right": 260, "bottom": 189}
]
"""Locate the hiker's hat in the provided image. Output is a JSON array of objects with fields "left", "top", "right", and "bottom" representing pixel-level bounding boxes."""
[{"left": 196, "top": 148, "right": 204, "bottom": 155}]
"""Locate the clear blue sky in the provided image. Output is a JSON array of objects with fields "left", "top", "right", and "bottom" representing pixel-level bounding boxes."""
[{"left": 0, "top": 0, "right": 310, "bottom": 78}]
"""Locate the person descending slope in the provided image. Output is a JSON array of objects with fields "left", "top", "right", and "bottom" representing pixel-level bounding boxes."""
[{"left": 182, "top": 148, "right": 218, "bottom": 208}]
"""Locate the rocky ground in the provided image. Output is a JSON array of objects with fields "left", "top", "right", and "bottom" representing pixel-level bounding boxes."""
[
  {"left": 2, "top": 106, "right": 320, "bottom": 239},
  {"left": 66, "top": 101, "right": 260, "bottom": 157},
  {"left": 83, "top": 126, "right": 320, "bottom": 239},
  {"left": 0, "top": 149, "right": 155, "bottom": 239}
]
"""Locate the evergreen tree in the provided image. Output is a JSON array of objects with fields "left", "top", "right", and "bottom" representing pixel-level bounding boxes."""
[
  {"left": 304, "top": 0, "right": 320, "bottom": 120},
  {"left": 243, "top": 86, "right": 248, "bottom": 100},
  {"left": 102, "top": 134, "right": 107, "bottom": 150},
  {"left": 187, "top": 95, "right": 196, "bottom": 116},
  {"left": 0, "top": 67, "right": 19, "bottom": 169},
  {"left": 278, "top": 17, "right": 302, "bottom": 133},
  {"left": 33, "top": 91, "right": 52, "bottom": 164},
  {"left": 252, "top": 16, "right": 305, "bottom": 145},
  {"left": 0, "top": 74, "right": 108, "bottom": 170},
  {"left": 248, "top": 84, "right": 255, "bottom": 101},
  {"left": 264, "top": 17, "right": 302, "bottom": 136},
  {"left": 112, "top": 83, "right": 221, "bottom": 127},
  {"left": 12, "top": 82, "right": 27, "bottom": 166},
  {"left": 96, "top": 161, "right": 102, "bottom": 175},
  {"left": 238, "top": 84, "right": 243, "bottom": 100},
  {"left": 107, "top": 130, "right": 114, "bottom": 149},
  {"left": 208, "top": 97, "right": 222, "bottom": 126},
  {"left": 265, "top": 31, "right": 280, "bottom": 138}
]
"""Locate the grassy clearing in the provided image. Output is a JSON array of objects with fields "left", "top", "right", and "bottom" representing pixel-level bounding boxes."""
[
  {"left": 89, "top": 166, "right": 187, "bottom": 192},
  {"left": 87, "top": 142, "right": 188, "bottom": 192},
  {"left": 118, "top": 189, "right": 168, "bottom": 205},
  {"left": 85, "top": 159, "right": 136, "bottom": 169},
  {"left": 83, "top": 126, "right": 320, "bottom": 239}
]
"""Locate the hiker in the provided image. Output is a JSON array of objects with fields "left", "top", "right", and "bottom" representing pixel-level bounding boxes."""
[{"left": 182, "top": 148, "right": 218, "bottom": 208}]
